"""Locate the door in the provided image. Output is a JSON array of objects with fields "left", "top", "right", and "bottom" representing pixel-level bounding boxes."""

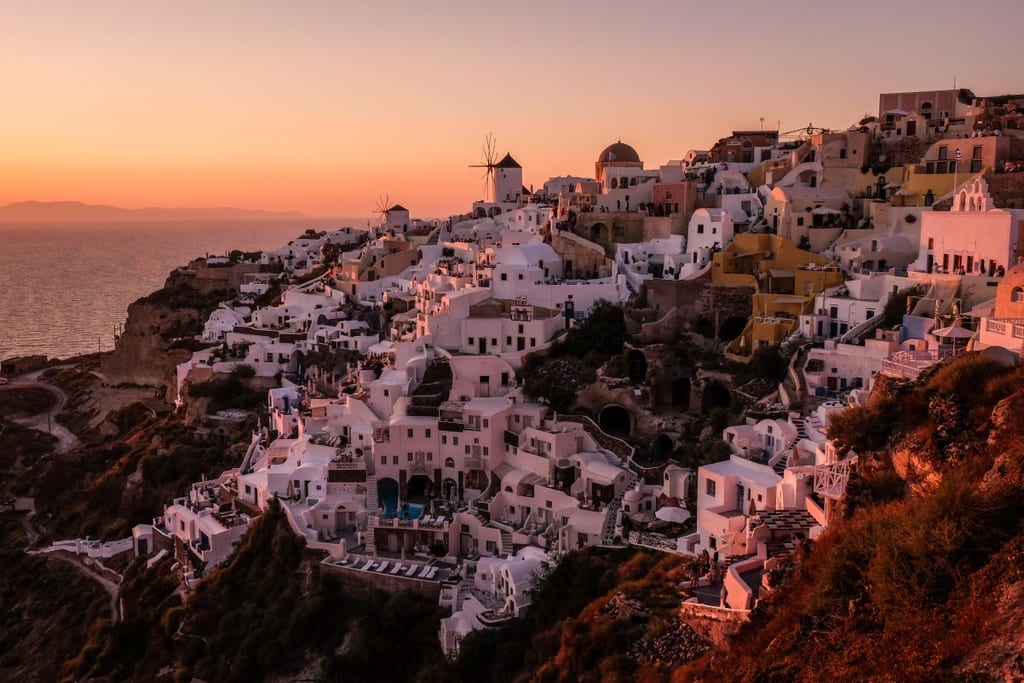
[{"left": 478, "top": 338, "right": 486, "bottom": 354}]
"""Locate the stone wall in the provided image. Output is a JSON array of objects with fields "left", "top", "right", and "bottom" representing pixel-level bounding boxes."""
[{"left": 678, "top": 601, "right": 750, "bottom": 646}]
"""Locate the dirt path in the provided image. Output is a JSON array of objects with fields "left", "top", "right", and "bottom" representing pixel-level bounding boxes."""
[
  {"left": 29, "top": 549, "right": 121, "bottom": 622},
  {"left": 5, "top": 372, "right": 78, "bottom": 452}
]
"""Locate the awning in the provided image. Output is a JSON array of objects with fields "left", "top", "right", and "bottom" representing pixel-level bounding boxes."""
[
  {"left": 769, "top": 269, "right": 795, "bottom": 278},
  {"left": 883, "top": 108, "right": 909, "bottom": 116},
  {"left": 811, "top": 206, "right": 842, "bottom": 215}
]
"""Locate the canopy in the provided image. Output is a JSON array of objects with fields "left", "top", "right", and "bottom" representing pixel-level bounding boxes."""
[
  {"left": 811, "top": 206, "right": 842, "bottom": 215},
  {"left": 883, "top": 108, "right": 909, "bottom": 116},
  {"left": 655, "top": 506, "right": 691, "bottom": 523}
]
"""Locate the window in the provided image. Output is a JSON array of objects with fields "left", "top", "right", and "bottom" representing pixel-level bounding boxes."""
[
  {"left": 425, "top": 429, "right": 431, "bottom": 438},
  {"left": 465, "top": 445, "right": 470, "bottom": 454},
  {"left": 483, "top": 419, "right": 489, "bottom": 428},
  {"left": 380, "top": 456, "right": 386, "bottom": 465},
  {"left": 928, "top": 237, "right": 934, "bottom": 250},
  {"left": 797, "top": 217, "right": 804, "bottom": 227},
  {"left": 1013, "top": 287, "right": 1024, "bottom": 303},
  {"left": 938, "top": 146, "right": 948, "bottom": 160},
  {"left": 506, "top": 336, "right": 512, "bottom": 345},
  {"left": 442, "top": 435, "right": 447, "bottom": 445},
  {"left": 518, "top": 324, "right": 524, "bottom": 334},
  {"left": 866, "top": 309, "right": 875, "bottom": 318},
  {"left": 407, "top": 428, "right": 413, "bottom": 438},
  {"left": 453, "top": 437, "right": 459, "bottom": 445},
  {"left": 445, "top": 457, "right": 455, "bottom": 467},
  {"left": 697, "top": 224, "right": 705, "bottom": 234},
  {"left": 467, "top": 337, "right": 474, "bottom": 345},
  {"left": 830, "top": 306, "right": 838, "bottom": 319},
  {"left": 483, "top": 447, "right": 489, "bottom": 455},
  {"left": 839, "top": 148, "right": 847, "bottom": 159},
  {"left": 972, "top": 145, "right": 983, "bottom": 159},
  {"left": 392, "top": 455, "right": 398, "bottom": 465},
  {"left": 245, "top": 485, "right": 251, "bottom": 495},
  {"left": 705, "top": 478, "right": 716, "bottom": 496},
  {"left": 500, "top": 273, "right": 507, "bottom": 281},
  {"left": 517, "top": 273, "right": 523, "bottom": 280},
  {"left": 491, "top": 338, "right": 497, "bottom": 347}
]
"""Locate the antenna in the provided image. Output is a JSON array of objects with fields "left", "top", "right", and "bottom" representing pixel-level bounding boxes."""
[{"left": 469, "top": 132, "right": 498, "bottom": 202}]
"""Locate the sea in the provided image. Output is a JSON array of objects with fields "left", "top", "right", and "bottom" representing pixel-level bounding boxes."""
[{"left": 0, "top": 219, "right": 366, "bottom": 362}]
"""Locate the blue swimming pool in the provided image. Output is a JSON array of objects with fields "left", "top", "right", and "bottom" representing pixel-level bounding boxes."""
[{"left": 384, "top": 500, "right": 424, "bottom": 520}]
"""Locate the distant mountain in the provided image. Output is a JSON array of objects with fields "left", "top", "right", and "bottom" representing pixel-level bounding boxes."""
[{"left": 0, "top": 200, "right": 307, "bottom": 222}]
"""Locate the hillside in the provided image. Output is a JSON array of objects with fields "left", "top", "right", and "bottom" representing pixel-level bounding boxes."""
[{"left": 0, "top": 200, "right": 306, "bottom": 223}]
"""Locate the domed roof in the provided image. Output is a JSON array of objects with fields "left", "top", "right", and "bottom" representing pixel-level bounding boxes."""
[{"left": 597, "top": 141, "right": 640, "bottom": 164}]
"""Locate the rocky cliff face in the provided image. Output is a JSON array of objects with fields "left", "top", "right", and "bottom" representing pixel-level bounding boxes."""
[
  {"left": 101, "top": 267, "right": 229, "bottom": 399},
  {"left": 101, "top": 299, "right": 199, "bottom": 395}
]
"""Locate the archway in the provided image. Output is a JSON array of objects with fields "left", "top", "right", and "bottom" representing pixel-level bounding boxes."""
[
  {"left": 671, "top": 377, "right": 691, "bottom": 409},
  {"left": 591, "top": 222, "right": 607, "bottom": 243},
  {"left": 442, "top": 477, "right": 458, "bottom": 501},
  {"left": 653, "top": 433, "right": 675, "bottom": 461},
  {"left": 719, "top": 316, "right": 748, "bottom": 342},
  {"left": 407, "top": 474, "right": 432, "bottom": 500},
  {"left": 598, "top": 404, "right": 632, "bottom": 439},
  {"left": 700, "top": 382, "right": 732, "bottom": 414},
  {"left": 627, "top": 350, "right": 647, "bottom": 384},
  {"left": 377, "top": 477, "right": 399, "bottom": 517}
]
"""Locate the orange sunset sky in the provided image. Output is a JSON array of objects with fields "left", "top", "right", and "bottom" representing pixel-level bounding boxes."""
[{"left": 3, "top": 1, "right": 1024, "bottom": 219}]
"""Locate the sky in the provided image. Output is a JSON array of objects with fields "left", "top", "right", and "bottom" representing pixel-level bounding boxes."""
[{"left": 3, "top": 0, "right": 1024, "bottom": 219}]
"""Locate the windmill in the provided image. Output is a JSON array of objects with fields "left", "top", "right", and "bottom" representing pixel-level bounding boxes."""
[
  {"left": 373, "top": 193, "right": 391, "bottom": 231},
  {"left": 469, "top": 132, "right": 498, "bottom": 202}
]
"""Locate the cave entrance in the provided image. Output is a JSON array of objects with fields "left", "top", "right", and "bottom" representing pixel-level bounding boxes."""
[
  {"left": 700, "top": 382, "right": 732, "bottom": 414},
  {"left": 653, "top": 433, "right": 675, "bottom": 461},
  {"left": 671, "top": 377, "right": 691, "bottom": 409},
  {"left": 598, "top": 404, "right": 632, "bottom": 439},
  {"left": 627, "top": 350, "right": 647, "bottom": 384},
  {"left": 719, "top": 316, "right": 748, "bottom": 342}
]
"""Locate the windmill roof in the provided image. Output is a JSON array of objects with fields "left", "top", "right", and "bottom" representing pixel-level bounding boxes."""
[
  {"left": 387, "top": 204, "right": 409, "bottom": 213},
  {"left": 496, "top": 153, "right": 521, "bottom": 169}
]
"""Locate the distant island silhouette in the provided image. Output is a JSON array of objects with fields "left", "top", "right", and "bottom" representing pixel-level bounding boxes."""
[{"left": 0, "top": 200, "right": 308, "bottom": 223}]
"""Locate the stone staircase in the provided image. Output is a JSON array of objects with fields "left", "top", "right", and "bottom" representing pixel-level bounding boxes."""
[
  {"left": 601, "top": 471, "right": 639, "bottom": 546},
  {"left": 499, "top": 530, "right": 513, "bottom": 557}
]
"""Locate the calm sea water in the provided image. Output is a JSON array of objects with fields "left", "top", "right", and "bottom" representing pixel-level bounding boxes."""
[{"left": 0, "top": 219, "right": 365, "bottom": 361}]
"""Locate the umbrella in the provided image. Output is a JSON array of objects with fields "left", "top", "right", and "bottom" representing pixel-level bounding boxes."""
[
  {"left": 655, "top": 506, "right": 691, "bottom": 523},
  {"left": 631, "top": 511, "right": 657, "bottom": 525}
]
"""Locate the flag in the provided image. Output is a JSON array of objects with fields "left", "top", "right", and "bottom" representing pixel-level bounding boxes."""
[
  {"left": 955, "top": 149, "right": 963, "bottom": 160},
  {"left": 607, "top": 150, "right": 617, "bottom": 162}
]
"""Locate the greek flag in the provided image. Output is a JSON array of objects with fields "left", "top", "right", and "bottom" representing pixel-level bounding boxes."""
[
  {"left": 955, "top": 149, "right": 963, "bottom": 160},
  {"left": 607, "top": 150, "right": 617, "bottom": 162}
]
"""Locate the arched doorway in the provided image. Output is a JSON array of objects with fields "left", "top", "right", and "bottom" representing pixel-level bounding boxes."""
[
  {"left": 719, "top": 316, "right": 748, "bottom": 342},
  {"left": 377, "top": 477, "right": 399, "bottom": 517},
  {"left": 407, "top": 474, "right": 432, "bottom": 500},
  {"left": 627, "top": 350, "right": 647, "bottom": 384},
  {"left": 700, "top": 382, "right": 732, "bottom": 414},
  {"left": 653, "top": 433, "right": 675, "bottom": 461},
  {"left": 598, "top": 404, "right": 632, "bottom": 438},
  {"left": 591, "top": 222, "right": 607, "bottom": 243},
  {"left": 671, "top": 377, "right": 691, "bottom": 409}
]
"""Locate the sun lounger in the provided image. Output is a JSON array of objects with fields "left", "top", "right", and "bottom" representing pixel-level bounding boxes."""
[
  {"left": 376, "top": 561, "right": 390, "bottom": 573},
  {"left": 418, "top": 565, "right": 432, "bottom": 578},
  {"left": 390, "top": 563, "right": 403, "bottom": 574},
  {"left": 426, "top": 566, "right": 438, "bottom": 579},
  {"left": 359, "top": 559, "right": 373, "bottom": 570},
  {"left": 405, "top": 564, "right": 419, "bottom": 576}
]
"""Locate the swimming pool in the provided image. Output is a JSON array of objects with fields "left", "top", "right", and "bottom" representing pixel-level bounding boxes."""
[
  {"left": 384, "top": 500, "right": 424, "bottom": 520},
  {"left": 378, "top": 484, "right": 425, "bottom": 520}
]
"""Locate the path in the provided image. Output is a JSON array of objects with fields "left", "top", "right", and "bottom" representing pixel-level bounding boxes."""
[
  {"left": 4, "top": 368, "right": 78, "bottom": 453},
  {"left": 28, "top": 549, "right": 121, "bottom": 622}
]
